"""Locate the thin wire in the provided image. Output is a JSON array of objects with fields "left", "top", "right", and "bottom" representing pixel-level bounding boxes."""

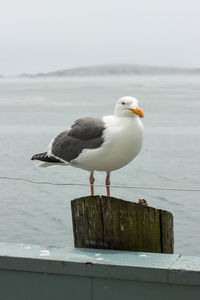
[{"left": 0, "top": 176, "right": 200, "bottom": 192}]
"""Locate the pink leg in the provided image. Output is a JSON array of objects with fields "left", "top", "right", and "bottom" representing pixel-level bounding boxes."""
[
  {"left": 105, "top": 172, "right": 111, "bottom": 197},
  {"left": 89, "top": 172, "right": 95, "bottom": 196}
]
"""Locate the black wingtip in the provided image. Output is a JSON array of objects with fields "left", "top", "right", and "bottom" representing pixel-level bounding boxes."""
[
  {"left": 31, "top": 152, "right": 62, "bottom": 163},
  {"left": 31, "top": 153, "right": 45, "bottom": 161},
  {"left": 31, "top": 153, "right": 39, "bottom": 160}
]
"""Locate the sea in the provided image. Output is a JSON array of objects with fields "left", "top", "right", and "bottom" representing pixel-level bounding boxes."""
[{"left": 0, "top": 74, "right": 200, "bottom": 256}]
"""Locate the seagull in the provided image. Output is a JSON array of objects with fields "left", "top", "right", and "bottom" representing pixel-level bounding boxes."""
[{"left": 31, "top": 96, "right": 144, "bottom": 196}]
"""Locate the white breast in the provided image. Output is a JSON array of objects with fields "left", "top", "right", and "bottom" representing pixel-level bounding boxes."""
[{"left": 71, "top": 115, "right": 144, "bottom": 172}]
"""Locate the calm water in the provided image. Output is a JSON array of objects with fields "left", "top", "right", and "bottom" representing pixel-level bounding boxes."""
[{"left": 0, "top": 75, "right": 200, "bottom": 256}]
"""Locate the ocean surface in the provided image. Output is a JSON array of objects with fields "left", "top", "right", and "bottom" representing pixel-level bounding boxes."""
[{"left": 0, "top": 74, "right": 200, "bottom": 256}]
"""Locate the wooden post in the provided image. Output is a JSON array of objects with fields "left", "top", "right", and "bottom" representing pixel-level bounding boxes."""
[{"left": 71, "top": 196, "right": 174, "bottom": 254}]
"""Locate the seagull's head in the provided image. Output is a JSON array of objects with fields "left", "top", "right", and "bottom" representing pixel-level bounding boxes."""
[{"left": 114, "top": 96, "right": 144, "bottom": 118}]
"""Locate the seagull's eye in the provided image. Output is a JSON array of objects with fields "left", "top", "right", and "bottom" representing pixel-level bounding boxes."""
[{"left": 122, "top": 102, "right": 125, "bottom": 105}]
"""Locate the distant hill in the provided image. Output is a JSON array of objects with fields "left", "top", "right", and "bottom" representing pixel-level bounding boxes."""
[{"left": 18, "top": 64, "right": 200, "bottom": 78}]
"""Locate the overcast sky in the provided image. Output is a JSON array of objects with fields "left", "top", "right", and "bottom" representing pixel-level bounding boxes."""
[{"left": 1, "top": 0, "right": 200, "bottom": 76}]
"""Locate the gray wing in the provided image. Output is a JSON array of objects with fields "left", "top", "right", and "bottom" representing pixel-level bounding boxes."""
[{"left": 51, "top": 117, "right": 105, "bottom": 162}]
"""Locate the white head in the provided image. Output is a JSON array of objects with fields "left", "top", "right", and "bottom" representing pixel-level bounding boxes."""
[{"left": 114, "top": 96, "right": 144, "bottom": 118}]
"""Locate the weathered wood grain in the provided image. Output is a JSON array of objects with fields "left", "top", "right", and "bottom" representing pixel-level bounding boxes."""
[{"left": 71, "top": 196, "right": 174, "bottom": 253}]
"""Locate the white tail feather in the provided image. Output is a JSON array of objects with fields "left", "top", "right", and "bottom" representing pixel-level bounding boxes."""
[{"left": 37, "top": 162, "right": 67, "bottom": 168}]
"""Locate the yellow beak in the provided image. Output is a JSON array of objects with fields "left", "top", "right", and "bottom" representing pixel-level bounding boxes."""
[{"left": 128, "top": 107, "right": 144, "bottom": 118}]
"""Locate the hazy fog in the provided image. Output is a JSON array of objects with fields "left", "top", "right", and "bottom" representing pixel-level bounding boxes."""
[{"left": 1, "top": 0, "right": 200, "bottom": 76}]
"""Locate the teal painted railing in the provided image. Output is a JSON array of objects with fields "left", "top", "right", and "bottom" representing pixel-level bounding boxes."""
[{"left": 0, "top": 242, "right": 200, "bottom": 300}]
